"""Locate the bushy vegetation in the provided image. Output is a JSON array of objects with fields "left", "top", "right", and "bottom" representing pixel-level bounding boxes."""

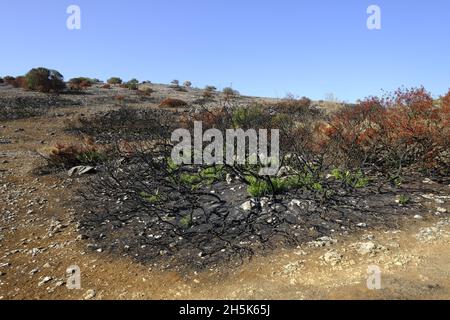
[
  {"left": 45, "top": 138, "right": 108, "bottom": 169},
  {"left": 107, "top": 77, "right": 123, "bottom": 85},
  {"left": 24, "top": 68, "right": 66, "bottom": 93},
  {"left": 223, "top": 87, "right": 239, "bottom": 101},
  {"left": 159, "top": 98, "right": 188, "bottom": 108},
  {"left": 58, "top": 85, "right": 449, "bottom": 269},
  {"left": 68, "top": 77, "right": 94, "bottom": 91}
]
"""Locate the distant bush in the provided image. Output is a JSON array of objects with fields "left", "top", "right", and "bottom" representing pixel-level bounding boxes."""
[
  {"left": 274, "top": 96, "right": 312, "bottom": 114},
  {"left": 113, "top": 95, "right": 126, "bottom": 105},
  {"left": 101, "top": 84, "right": 111, "bottom": 89},
  {"left": 107, "top": 77, "right": 123, "bottom": 85},
  {"left": 0, "top": 78, "right": 3, "bottom": 84},
  {"left": 159, "top": 98, "right": 188, "bottom": 108},
  {"left": 183, "top": 81, "right": 192, "bottom": 88},
  {"left": 442, "top": 90, "right": 450, "bottom": 108},
  {"left": 170, "top": 79, "right": 180, "bottom": 86},
  {"left": 3, "top": 76, "right": 16, "bottom": 85},
  {"left": 232, "top": 104, "right": 272, "bottom": 129},
  {"left": 25, "top": 67, "right": 66, "bottom": 93},
  {"left": 138, "top": 86, "right": 154, "bottom": 96},
  {"left": 12, "top": 76, "right": 28, "bottom": 89},
  {"left": 223, "top": 87, "right": 239, "bottom": 100},
  {"left": 202, "top": 85, "right": 216, "bottom": 99},
  {"left": 68, "top": 77, "right": 93, "bottom": 91},
  {"left": 122, "top": 79, "right": 139, "bottom": 90}
]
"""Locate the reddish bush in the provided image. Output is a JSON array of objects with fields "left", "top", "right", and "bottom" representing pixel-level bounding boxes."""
[
  {"left": 159, "top": 98, "right": 188, "bottom": 108},
  {"left": 102, "top": 84, "right": 111, "bottom": 89},
  {"left": 273, "top": 96, "right": 312, "bottom": 114},
  {"left": 68, "top": 77, "right": 93, "bottom": 91},
  {"left": 325, "top": 87, "right": 449, "bottom": 176},
  {"left": 3, "top": 76, "right": 16, "bottom": 85},
  {"left": 442, "top": 90, "right": 450, "bottom": 109},
  {"left": 48, "top": 138, "right": 106, "bottom": 168},
  {"left": 12, "top": 76, "right": 28, "bottom": 89}
]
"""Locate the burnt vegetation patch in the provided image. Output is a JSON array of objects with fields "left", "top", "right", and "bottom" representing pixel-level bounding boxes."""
[{"left": 70, "top": 88, "right": 450, "bottom": 270}]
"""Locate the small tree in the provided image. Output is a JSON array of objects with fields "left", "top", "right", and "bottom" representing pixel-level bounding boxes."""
[
  {"left": 25, "top": 67, "right": 66, "bottom": 93},
  {"left": 183, "top": 81, "right": 192, "bottom": 88}
]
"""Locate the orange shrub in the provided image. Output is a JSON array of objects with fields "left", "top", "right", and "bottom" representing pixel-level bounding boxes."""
[
  {"left": 325, "top": 87, "right": 449, "bottom": 175},
  {"left": 159, "top": 98, "right": 188, "bottom": 108}
]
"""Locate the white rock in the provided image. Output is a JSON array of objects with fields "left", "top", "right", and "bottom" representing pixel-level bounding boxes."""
[
  {"left": 84, "top": 289, "right": 96, "bottom": 300},
  {"left": 322, "top": 251, "right": 342, "bottom": 266},
  {"left": 38, "top": 276, "right": 52, "bottom": 286},
  {"left": 68, "top": 166, "right": 95, "bottom": 177},
  {"left": 356, "top": 242, "right": 376, "bottom": 255}
]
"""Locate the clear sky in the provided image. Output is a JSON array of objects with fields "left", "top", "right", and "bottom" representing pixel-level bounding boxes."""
[{"left": 0, "top": 0, "right": 449, "bottom": 101}]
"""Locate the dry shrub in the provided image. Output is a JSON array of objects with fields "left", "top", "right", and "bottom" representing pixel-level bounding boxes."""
[
  {"left": 47, "top": 138, "right": 107, "bottom": 169},
  {"left": 101, "top": 84, "right": 111, "bottom": 89},
  {"left": 159, "top": 98, "right": 188, "bottom": 108},
  {"left": 3, "top": 76, "right": 16, "bottom": 86},
  {"left": 274, "top": 96, "right": 312, "bottom": 114},
  {"left": 324, "top": 88, "right": 449, "bottom": 177},
  {"left": 12, "top": 76, "right": 28, "bottom": 89},
  {"left": 68, "top": 78, "right": 93, "bottom": 91},
  {"left": 107, "top": 77, "right": 123, "bottom": 85}
]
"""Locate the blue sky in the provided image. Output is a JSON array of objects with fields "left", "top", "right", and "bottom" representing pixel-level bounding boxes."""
[{"left": 0, "top": 0, "right": 449, "bottom": 101}]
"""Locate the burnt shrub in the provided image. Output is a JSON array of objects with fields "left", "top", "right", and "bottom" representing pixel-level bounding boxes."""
[
  {"left": 69, "top": 107, "right": 181, "bottom": 143},
  {"left": 25, "top": 67, "right": 66, "bottom": 93}
]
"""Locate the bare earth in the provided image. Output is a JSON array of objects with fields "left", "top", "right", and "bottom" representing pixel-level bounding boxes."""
[{"left": 0, "top": 86, "right": 449, "bottom": 300}]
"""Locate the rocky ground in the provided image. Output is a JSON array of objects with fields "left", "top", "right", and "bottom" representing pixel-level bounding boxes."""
[{"left": 0, "top": 84, "right": 449, "bottom": 300}]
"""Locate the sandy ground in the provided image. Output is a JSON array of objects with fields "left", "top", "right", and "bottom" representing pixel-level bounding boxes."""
[{"left": 0, "top": 99, "right": 449, "bottom": 300}]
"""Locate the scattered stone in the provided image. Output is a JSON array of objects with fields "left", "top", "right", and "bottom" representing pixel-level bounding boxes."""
[
  {"left": 38, "top": 276, "right": 52, "bottom": 286},
  {"left": 240, "top": 200, "right": 258, "bottom": 211},
  {"left": 283, "top": 261, "right": 304, "bottom": 275},
  {"left": 414, "top": 215, "right": 423, "bottom": 220},
  {"left": 54, "top": 280, "right": 66, "bottom": 287},
  {"left": 84, "top": 289, "right": 96, "bottom": 300},
  {"left": 68, "top": 166, "right": 96, "bottom": 177},
  {"left": 308, "top": 236, "right": 337, "bottom": 247},
  {"left": 29, "top": 268, "right": 40, "bottom": 275},
  {"left": 353, "top": 241, "right": 385, "bottom": 256},
  {"left": 322, "top": 251, "right": 343, "bottom": 266},
  {"left": 357, "top": 223, "right": 367, "bottom": 228}
]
